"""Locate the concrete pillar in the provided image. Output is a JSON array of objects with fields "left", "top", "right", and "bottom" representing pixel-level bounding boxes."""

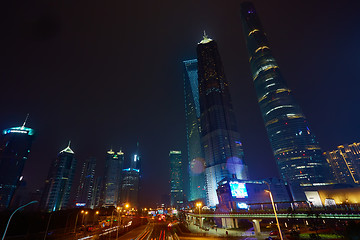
[
  {"left": 252, "top": 219, "right": 261, "bottom": 236},
  {"left": 233, "top": 218, "right": 239, "bottom": 228},
  {"left": 200, "top": 217, "right": 204, "bottom": 228},
  {"left": 221, "top": 218, "right": 226, "bottom": 228}
]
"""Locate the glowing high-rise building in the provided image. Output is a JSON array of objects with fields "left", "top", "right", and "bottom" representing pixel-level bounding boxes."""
[
  {"left": 41, "top": 142, "right": 77, "bottom": 212},
  {"left": 324, "top": 143, "right": 360, "bottom": 185},
  {"left": 183, "top": 59, "right": 206, "bottom": 202},
  {"left": 121, "top": 148, "right": 141, "bottom": 208},
  {"left": 103, "top": 149, "right": 124, "bottom": 206},
  {"left": 0, "top": 122, "right": 35, "bottom": 209},
  {"left": 240, "top": 2, "right": 333, "bottom": 189},
  {"left": 169, "top": 151, "right": 184, "bottom": 208},
  {"left": 197, "top": 33, "right": 248, "bottom": 206},
  {"left": 75, "top": 157, "right": 96, "bottom": 207}
]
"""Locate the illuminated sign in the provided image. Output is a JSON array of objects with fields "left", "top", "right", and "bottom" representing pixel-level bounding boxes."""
[
  {"left": 237, "top": 203, "right": 248, "bottom": 209},
  {"left": 76, "top": 203, "right": 86, "bottom": 207},
  {"left": 229, "top": 181, "right": 248, "bottom": 198}
]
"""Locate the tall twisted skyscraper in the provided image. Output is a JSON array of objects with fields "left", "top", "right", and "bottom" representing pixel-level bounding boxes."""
[
  {"left": 0, "top": 121, "right": 35, "bottom": 209},
  {"left": 240, "top": 2, "right": 333, "bottom": 189},
  {"left": 183, "top": 59, "right": 206, "bottom": 202},
  {"left": 197, "top": 33, "right": 248, "bottom": 206}
]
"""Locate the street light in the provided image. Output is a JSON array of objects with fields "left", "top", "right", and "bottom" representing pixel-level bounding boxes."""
[
  {"left": 93, "top": 211, "right": 99, "bottom": 225},
  {"left": 196, "top": 202, "right": 202, "bottom": 228},
  {"left": 264, "top": 182, "right": 284, "bottom": 240},
  {"left": 116, "top": 207, "right": 122, "bottom": 239},
  {"left": 2, "top": 201, "right": 38, "bottom": 240},
  {"left": 74, "top": 210, "right": 84, "bottom": 233},
  {"left": 82, "top": 211, "right": 88, "bottom": 226}
]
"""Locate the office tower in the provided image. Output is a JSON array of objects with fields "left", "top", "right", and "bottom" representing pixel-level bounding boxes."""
[
  {"left": 103, "top": 149, "right": 124, "bottom": 206},
  {"left": 90, "top": 177, "right": 103, "bottom": 208},
  {"left": 197, "top": 33, "right": 248, "bottom": 206},
  {"left": 121, "top": 153, "right": 140, "bottom": 208},
  {"left": 169, "top": 151, "right": 184, "bottom": 208},
  {"left": 41, "top": 142, "right": 77, "bottom": 212},
  {"left": 324, "top": 143, "right": 360, "bottom": 185},
  {"left": 75, "top": 157, "right": 96, "bottom": 207},
  {"left": 240, "top": 2, "right": 333, "bottom": 189},
  {"left": 0, "top": 120, "right": 35, "bottom": 209},
  {"left": 183, "top": 59, "right": 206, "bottom": 202}
]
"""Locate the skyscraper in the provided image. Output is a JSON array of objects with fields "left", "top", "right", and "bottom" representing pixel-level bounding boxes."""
[
  {"left": 240, "top": 2, "right": 333, "bottom": 189},
  {"left": 0, "top": 121, "right": 35, "bottom": 209},
  {"left": 90, "top": 177, "right": 103, "bottom": 208},
  {"left": 75, "top": 157, "right": 96, "bottom": 207},
  {"left": 41, "top": 142, "right": 77, "bottom": 212},
  {"left": 103, "top": 149, "right": 124, "bottom": 206},
  {"left": 197, "top": 33, "right": 248, "bottom": 206},
  {"left": 169, "top": 151, "right": 184, "bottom": 208},
  {"left": 121, "top": 152, "right": 141, "bottom": 208},
  {"left": 324, "top": 143, "right": 360, "bottom": 185},
  {"left": 183, "top": 59, "right": 206, "bottom": 202}
]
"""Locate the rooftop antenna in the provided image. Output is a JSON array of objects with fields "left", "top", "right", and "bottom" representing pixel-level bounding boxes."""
[
  {"left": 203, "top": 30, "right": 208, "bottom": 40},
  {"left": 22, "top": 113, "right": 29, "bottom": 128}
]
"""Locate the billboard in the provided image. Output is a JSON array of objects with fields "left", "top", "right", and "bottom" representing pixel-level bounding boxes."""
[{"left": 229, "top": 181, "right": 248, "bottom": 198}]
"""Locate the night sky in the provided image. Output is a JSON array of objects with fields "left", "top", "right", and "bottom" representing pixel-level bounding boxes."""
[{"left": 1, "top": 0, "right": 360, "bottom": 207}]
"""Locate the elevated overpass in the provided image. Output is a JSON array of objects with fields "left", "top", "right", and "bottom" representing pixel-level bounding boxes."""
[{"left": 186, "top": 211, "right": 360, "bottom": 235}]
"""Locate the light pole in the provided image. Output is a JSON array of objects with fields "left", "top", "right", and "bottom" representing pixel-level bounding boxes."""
[
  {"left": 82, "top": 211, "right": 88, "bottom": 226},
  {"left": 116, "top": 207, "right": 121, "bottom": 239},
  {"left": 43, "top": 211, "right": 54, "bottom": 240},
  {"left": 2, "top": 200, "right": 38, "bottom": 240},
  {"left": 196, "top": 202, "right": 202, "bottom": 228},
  {"left": 74, "top": 210, "right": 84, "bottom": 234},
  {"left": 93, "top": 211, "right": 99, "bottom": 225},
  {"left": 263, "top": 181, "right": 284, "bottom": 240}
]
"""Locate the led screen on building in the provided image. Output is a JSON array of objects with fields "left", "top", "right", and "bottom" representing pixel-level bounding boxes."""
[{"left": 229, "top": 181, "right": 248, "bottom": 198}]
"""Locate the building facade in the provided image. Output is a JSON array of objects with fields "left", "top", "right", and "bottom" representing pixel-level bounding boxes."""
[
  {"left": 41, "top": 142, "right": 77, "bottom": 212},
  {"left": 0, "top": 124, "right": 35, "bottom": 209},
  {"left": 183, "top": 59, "right": 206, "bottom": 202},
  {"left": 103, "top": 149, "right": 124, "bottom": 206},
  {"left": 324, "top": 143, "right": 360, "bottom": 185},
  {"left": 197, "top": 33, "right": 248, "bottom": 206},
  {"left": 240, "top": 2, "right": 333, "bottom": 190},
  {"left": 169, "top": 151, "right": 184, "bottom": 208},
  {"left": 121, "top": 153, "right": 140, "bottom": 208},
  {"left": 75, "top": 157, "right": 96, "bottom": 207},
  {"left": 90, "top": 177, "right": 103, "bottom": 208}
]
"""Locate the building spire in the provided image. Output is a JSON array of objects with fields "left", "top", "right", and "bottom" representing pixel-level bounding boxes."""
[
  {"left": 22, "top": 113, "right": 29, "bottom": 128},
  {"left": 203, "top": 30, "right": 208, "bottom": 40},
  {"left": 199, "top": 30, "right": 213, "bottom": 44},
  {"left": 68, "top": 140, "right": 71, "bottom": 148}
]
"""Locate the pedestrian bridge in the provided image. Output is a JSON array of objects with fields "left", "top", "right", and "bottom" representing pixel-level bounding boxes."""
[
  {"left": 186, "top": 211, "right": 360, "bottom": 235},
  {"left": 188, "top": 211, "right": 360, "bottom": 220}
]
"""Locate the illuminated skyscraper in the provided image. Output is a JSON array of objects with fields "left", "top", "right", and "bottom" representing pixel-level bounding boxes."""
[
  {"left": 103, "top": 149, "right": 124, "bottom": 206},
  {"left": 75, "top": 157, "right": 96, "bottom": 207},
  {"left": 197, "top": 33, "right": 248, "bottom": 206},
  {"left": 41, "top": 142, "right": 77, "bottom": 212},
  {"left": 240, "top": 2, "right": 333, "bottom": 188},
  {"left": 169, "top": 151, "right": 184, "bottom": 208},
  {"left": 183, "top": 59, "right": 206, "bottom": 202},
  {"left": 0, "top": 121, "right": 35, "bottom": 209},
  {"left": 324, "top": 143, "right": 360, "bottom": 185},
  {"left": 121, "top": 152, "right": 141, "bottom": 208}
]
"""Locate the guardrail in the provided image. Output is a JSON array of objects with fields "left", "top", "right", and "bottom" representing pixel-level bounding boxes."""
[{"left": 187, "top": 212, "right": 360, "bottom": 220}]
